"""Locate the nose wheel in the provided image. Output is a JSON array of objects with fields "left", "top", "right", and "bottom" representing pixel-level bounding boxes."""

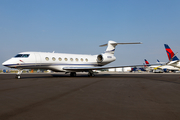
[
  {"left": 15, "top": 70, "right": 23, "bottom": 79},
  {"left": 16, "top": 75, "right": 21, "bottom": 79}
]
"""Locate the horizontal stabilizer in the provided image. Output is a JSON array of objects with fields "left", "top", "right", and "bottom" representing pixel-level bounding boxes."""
[
  {"left": 100, "top": 41, "right": 142, "bottom": 54},
  {"left": 100, "top": 42, "right": 142, "bottom": 47}
]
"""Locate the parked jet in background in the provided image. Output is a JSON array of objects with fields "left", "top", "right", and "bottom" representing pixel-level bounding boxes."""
[
  {"left": 157, "top": 59, "right": 166, "bottom": 65},
  {"left": 2, "top": 40, "right": 142, "bottom": 79},
  {"left": 144, "top": 59, "right": 178, "bottom": 73},
  {"left": 144, "top": 59, "right": 161, "bottom": 72},
  {"left": 164, "top": 44, "right": 180, "bottom": 69}
]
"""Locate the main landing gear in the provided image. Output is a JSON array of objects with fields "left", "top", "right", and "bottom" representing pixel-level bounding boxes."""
[
  {"left": 15, "top": 70, "right": 23, "bottom": 79},
  {"left": 70, "top": 72, "right": 76, "bottom": 77},
  {"left": 69, "top": 71, "right": 95, "bottom": 77},
  {"left": 88, "top": 70, "right": 95, "bottom": 77}
]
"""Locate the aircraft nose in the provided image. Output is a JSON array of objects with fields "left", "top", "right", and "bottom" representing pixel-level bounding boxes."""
[
  {"left": 2, "top": 61, "right": 9, "bottom": 66},
  {"left": 2, "top": 59, "right": 13, "bottom": 67}
]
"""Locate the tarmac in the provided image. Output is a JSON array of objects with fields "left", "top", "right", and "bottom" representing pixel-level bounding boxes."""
[{"left": 0, "top": 72, "right": 180, "bottom": 120}]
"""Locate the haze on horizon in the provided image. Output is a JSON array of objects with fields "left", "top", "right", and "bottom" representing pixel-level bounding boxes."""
[{"left": 0, "top": 0, "right": 180, "bottom": 69}]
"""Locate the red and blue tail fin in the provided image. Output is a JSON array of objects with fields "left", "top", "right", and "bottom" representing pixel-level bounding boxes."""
[
  {"left": 144, "top": 59, "right": 150, "bottom": 67},
  {"left": 144, "top": 59, "right": 149, "bottom": 65},
  {"left": 164, "top": 44, "right": 179, "bottom": 61}
]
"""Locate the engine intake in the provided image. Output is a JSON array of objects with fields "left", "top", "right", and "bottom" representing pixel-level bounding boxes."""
[{"left": 97, "top": 54, "right": 103, "bottom": 63}]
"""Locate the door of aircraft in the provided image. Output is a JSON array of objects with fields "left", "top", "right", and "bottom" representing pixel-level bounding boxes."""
[{"left": 34, "top": 53, "right": 41, "bottom": 66}]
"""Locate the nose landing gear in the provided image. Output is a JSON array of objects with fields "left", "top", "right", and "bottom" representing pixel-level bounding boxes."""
[
  {"left": 16, "top": 75, "right": 21, "bottom": 79},
  {"left": 16, "top": 70, "right": 23, "bottom": 79}
]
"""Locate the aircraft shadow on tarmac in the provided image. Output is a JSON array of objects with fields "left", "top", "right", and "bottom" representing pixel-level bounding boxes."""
[
  {"left": 14, "top": 73, "right": 123, "bottom": 79},
  {"left": 2, "top": 74, "right": 180, "bottom": 86}
]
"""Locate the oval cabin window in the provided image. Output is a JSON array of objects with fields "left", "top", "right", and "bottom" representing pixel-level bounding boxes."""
[
  {"left": 64, "top": 58, "right": 68, "bottom": 61},
  {"left": 45, "top": 57, "right": 49, "bottom": 61},
  {"left": 52, "top": 57, "right": 56, "bottom": 61},
  {"left": 58, "top": 57, "right": 62, "bottom": 61},
  {"left": 76, "top": 58, "right": 78, "bottom": 61}
]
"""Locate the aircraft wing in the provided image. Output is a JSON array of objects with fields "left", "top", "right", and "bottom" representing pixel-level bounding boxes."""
[
  {"left": 168, "top": 60, "right": 180, "bottom": 65},
  {"left": 167, "top": 60, "right": 180, "bottom": 68},
  {"left": 63, "top": 64, "right": 145, "bottom": 72},
  {"left": 153, "top": 60, "right": 180, "bottom": 70}
]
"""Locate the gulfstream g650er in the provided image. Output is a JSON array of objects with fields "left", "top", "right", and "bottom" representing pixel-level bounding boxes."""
[{"left": 2, "top": 40, "right": 142, "bottom": 78}]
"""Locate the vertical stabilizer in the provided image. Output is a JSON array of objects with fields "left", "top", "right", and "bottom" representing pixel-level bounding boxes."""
[
  {"left": 164, "top": 44, "right": 179, "bottom": 61},
  {"left": 157, "top": 59, "right": 163, "bottom": 65},
  {"left": 105, "top": 41, "right": 117, "bottom": 54},
  {"left": 144, "top": 59, "right": 150, "bottom": 67},
  {"left": 144, "top": 59, "right": 150, "bottom": 65}
]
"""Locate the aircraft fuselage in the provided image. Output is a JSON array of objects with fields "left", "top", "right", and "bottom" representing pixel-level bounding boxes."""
[{"left": 2, "top": 52, "right": 116, "bottom": 72}]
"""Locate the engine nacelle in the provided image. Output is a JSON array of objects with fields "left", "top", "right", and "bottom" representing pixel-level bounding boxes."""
[
  {"left": 97, "top": 54, "right": 116, "bottom": 65},
  {"left": 97, "top": 54, "right": 103, "bottom": 63}
]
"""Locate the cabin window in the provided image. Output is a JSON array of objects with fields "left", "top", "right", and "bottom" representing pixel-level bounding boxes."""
[
  {"left": 52, "top": 57, "right": 56, "bottom": 61},
  {"left": 45, "top": 57, "right": 49, "bottom": 61},
  {"left": 81, "top": 58, "right": 83, "bottom": 62},
  {"left": 75, "top": 58, "right": 78, "bottom": 61},
  {"left": 58, "top": 57, "right": 62, "bottom": 61},
  {"left": 85, "top": 58, "right": 88, "bottom": 62},
  {"left": 64, "top": 58, "right": 68, "bottom": 61},
  {"left": 70, "top": 58, "right": 73, "bottom": 61}
]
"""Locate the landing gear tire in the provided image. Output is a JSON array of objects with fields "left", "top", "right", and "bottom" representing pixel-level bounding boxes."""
[
  {"left": 88, "top": 72, "right": 95, "bottom": 77},
  {"left": 15, "top": 70, "right": 23, "bottom": 79},
  {"left": 70, "top": 72, "right": 76, "bottom": 77},
  {"left": 16, "top": 75, "right": 21, "bottom": 79}
]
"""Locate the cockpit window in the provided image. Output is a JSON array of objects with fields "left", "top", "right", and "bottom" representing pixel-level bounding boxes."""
[
  {"left": 22, "top": 54, "right": 30, "bottom": 57},
  {"left": 15, "top": 54, "right": 30, "bottom": 58},
  {"left": 15, "top": 54, "right": 23, "bottom": 57}
]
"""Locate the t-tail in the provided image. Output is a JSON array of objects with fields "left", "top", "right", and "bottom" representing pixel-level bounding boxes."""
[
  {"left": 164, "top": 44, "right": 179, "bottom": 61},
  {"left": 100, "top": 40, "right": 142, "bottom": 54}
]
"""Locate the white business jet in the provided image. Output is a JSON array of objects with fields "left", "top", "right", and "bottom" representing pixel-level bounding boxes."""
[{"left": 2, "top": 40, "right": 142, "bottom": 78}]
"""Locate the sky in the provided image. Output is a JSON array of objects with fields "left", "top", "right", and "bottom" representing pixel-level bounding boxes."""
[{"left": 0, "top": 0, "right": 180, "bottom": 69}]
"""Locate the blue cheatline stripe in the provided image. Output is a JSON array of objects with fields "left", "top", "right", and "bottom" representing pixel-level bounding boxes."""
[
  {"left": 4, "top": 63, "right": 101, "bottom": 67},
  {"left": 105, "top": 49, "right": 115, "bottom": 53}
]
